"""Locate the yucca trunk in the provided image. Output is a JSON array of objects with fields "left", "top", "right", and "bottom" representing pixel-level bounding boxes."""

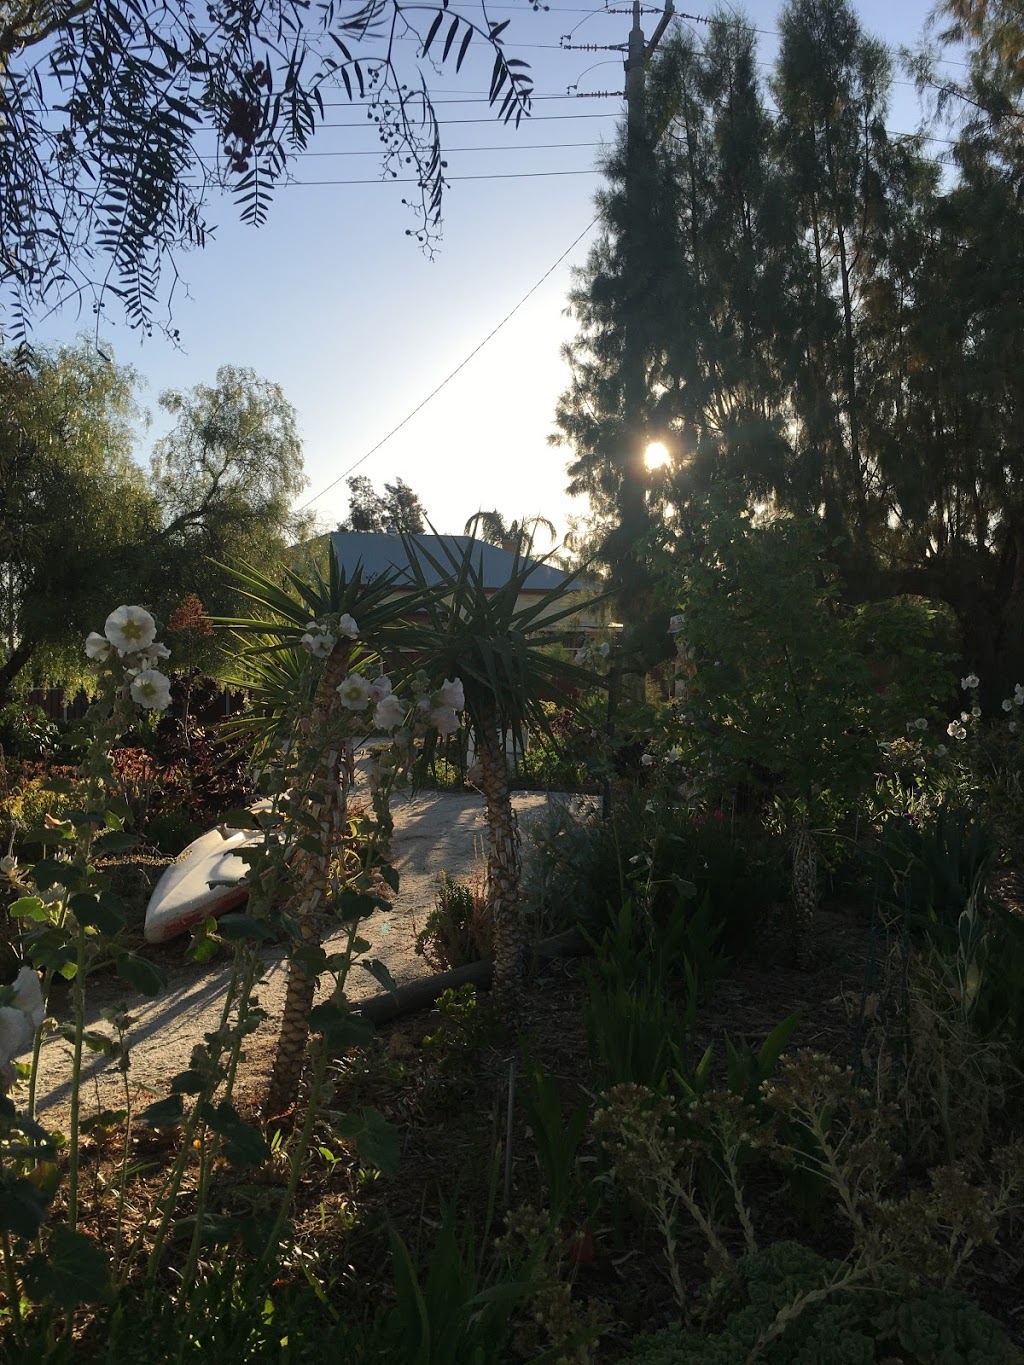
[
  {"left": 790, "top": 824, "right": 818, "bottom": 969},
  {"left": 474, "top": 712, "right": 525, "bottom": 1018},
  {"left": 265, "top": 646, "right": 350, "bottom": 1118}
]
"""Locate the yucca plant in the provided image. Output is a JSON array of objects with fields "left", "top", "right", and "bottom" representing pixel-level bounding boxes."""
[
  {"left": 400, "top": 533, "right": 604, "bottom": 1018},
  {"left": 216, "top": 551, "right": 423, "bottom": 1115}
]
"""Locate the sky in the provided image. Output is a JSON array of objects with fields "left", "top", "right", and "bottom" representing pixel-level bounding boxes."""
[{"left": 33, "top": 0, "right": 947, "bottom": 546}]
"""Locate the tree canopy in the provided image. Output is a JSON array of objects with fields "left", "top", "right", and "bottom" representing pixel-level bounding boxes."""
[
  {"left": 553, "top": 0, "right": 1024, "bottom": 691},
  {"left": 337, "top": 475, "right": 427, "bottom": 535},
  {"left": 0, "top": 345, "right": 310, "bottom": 698},
  {"left": 0, "top": 0, "right": 533, "bottom": 344}
]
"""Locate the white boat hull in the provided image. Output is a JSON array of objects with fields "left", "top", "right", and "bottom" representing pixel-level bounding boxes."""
[{"left": 144, "top": 820, "right": 264, "bottom": 944}]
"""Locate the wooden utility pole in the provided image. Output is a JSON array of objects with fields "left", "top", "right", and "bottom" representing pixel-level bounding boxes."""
[
  {"left": 615, "top": 0, "right": 674, "bottom": 619},
  {"left": 605, "top": 0, "right": 674, "bottom": 652}
]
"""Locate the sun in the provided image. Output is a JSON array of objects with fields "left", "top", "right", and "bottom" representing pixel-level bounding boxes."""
[{"left": 644, "top": 441, "right": 671, "bottom": 471}]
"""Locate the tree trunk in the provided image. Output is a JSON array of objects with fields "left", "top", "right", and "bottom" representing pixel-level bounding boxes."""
[
  {"left": 265, "top": 645, "right": 350, "bottom": 1117},
  {"left": 0, "top": 636, "right": 36, "bottom": 705},
  {"left": 474, "top": 712, "right": 524, "bottom": 1020}
]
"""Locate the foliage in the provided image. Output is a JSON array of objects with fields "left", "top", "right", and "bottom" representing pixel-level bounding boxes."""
[
  {"left": 555, "top": 0, "right": 1024, "bottom": 689},
  {"left": 0, "top": 0, "right": 533, "bottom": 342},
  {"left": 664, "top": 492, "right": 948, "bottom": 823},
  {"left": 462, "top": 510, "right": 557, "bottom": 556},
  {"left": 420, "top": 985, "right": 498, "bottom": 1075},
  {"left": 620, "top": 1252, "right": 1019, "bottom": 1364},
  {"left": 338, "top": 475, "right": 428, "bottom": 535},
  {"left": 414, "top": 871, "right": 492, "bottom": 972}
]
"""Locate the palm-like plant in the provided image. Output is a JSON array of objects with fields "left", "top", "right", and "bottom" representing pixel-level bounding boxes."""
[
  {"left": 401, "top": 534, "right": 602, "bottom": 1016},
  {"left": 463, "top": 511, "right": 557, "bottom": 556},
  {"left": 217, "top": 552, "right": 421, "bottom": 1114}
]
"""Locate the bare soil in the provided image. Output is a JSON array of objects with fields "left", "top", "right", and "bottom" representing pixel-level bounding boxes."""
[{"left": 32, "top": 789, "right": 563, "bottom": 1127}]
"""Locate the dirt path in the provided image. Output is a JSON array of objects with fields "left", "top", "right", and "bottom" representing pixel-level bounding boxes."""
[{"left": 31, "top": 790, "right": 566, "bottom": 1126}]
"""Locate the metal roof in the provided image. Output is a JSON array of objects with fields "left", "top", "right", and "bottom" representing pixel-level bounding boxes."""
[{"left": 329, "top": 532, "right": 577, "bottom": 593}]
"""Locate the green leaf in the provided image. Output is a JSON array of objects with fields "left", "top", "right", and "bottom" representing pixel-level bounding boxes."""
[
  {"left": 198, "top": 1101, "right": 270, "bottom": 1167},
  {"left": 338, "top": 889, "right": 388, "bottom": 920},
  {"left": 93, "top": 831, "right": 138, "bottom": 854},
  {"left": 170, "top": 1069, "right": 206, "bottom": 1095},
  {"left": 30, "top": 858, "right": 73, "bottom": 892},
  {"left": 217, "top": 913, "right": 275, "bottom": 941},
  {"left": 359, "top": 957, "right": 398, "bottom": 997},
  {"left": 8, "top": 896, "right": 49, "bottom": 921},
  {"left": 0, "top": 1172, "right": 52, "bottom": 1238},
  {"left": 114, "top": 952, "right": 166, "bottom": 997},
  {"left": 22, "top": 826, "right": 74, "bottom": 845},
  {"left": 335, "top": 1107, "right": 400, "bottom": 1174},
  {"left": 380, "top": 863, "right": 400, "bottom": 894},
  {"left": 25, "top": 1225, "right": 111, "bottom": 1307},
  {"left": 70, "top": 891, "right": 125, "bottom": 935},
  {"left": 80, "top": 1110, "right": 127, "bottom": 1134},
  {"left": 139, "top": 1095, "right": 185, "bottom": 1129},
  {"left": 217, "top": 808, "right": 263, "bottom": 831},
  {"left": 308, "top": 1001, "right": 375, "bottom": 1052}
]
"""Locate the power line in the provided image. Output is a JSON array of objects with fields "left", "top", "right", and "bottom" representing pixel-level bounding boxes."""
[
  {"left": 273, "top": 168, "right": 601, "bottom": 183},
  {"left": 296, "top": 217, "right": 599, "bottom": 513}
]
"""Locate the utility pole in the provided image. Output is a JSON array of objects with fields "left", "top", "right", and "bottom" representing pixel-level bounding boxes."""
[
  {"left": 615, "top": 0, "right": 674, "bottom": 619},
  {"left": 607, "top": 0, "right": 674, "bottom": 645}
]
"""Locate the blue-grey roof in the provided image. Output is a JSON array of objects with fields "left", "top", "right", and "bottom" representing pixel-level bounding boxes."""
[{"left": 329, "top": 533, "right": 577, "bottom": 593}]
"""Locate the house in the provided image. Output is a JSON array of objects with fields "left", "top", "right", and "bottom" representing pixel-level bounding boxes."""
[{"left": 328, "top": 532, "right": 604, "bottom": 632}]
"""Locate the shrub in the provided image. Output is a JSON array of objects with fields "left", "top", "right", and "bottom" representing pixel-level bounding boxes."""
[{"left": 414, "top": 871, "right": 492, "bottom": 971}]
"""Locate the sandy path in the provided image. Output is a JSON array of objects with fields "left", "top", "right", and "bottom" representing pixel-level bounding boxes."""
[{"left": 31, "top": 790, "right": 564, "bottom": 1125}]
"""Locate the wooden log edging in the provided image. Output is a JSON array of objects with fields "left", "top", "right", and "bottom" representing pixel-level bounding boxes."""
[{"left": 353, "top": 925, "right": 589, "bottom": 1026}]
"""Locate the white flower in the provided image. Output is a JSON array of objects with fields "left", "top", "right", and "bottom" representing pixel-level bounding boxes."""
[
  {"left": 336, "top": 673, "right": 372, "bottom": 711},
  {"left": 85, "top": 631, "right": 111, "bottom": 661},
  {"left": 369, "top": 676, "right": 393, "bottom": 704},
  {"left": 935, "top": 744, "right": 948, "bottom": 757},
  {"left": 644, "top": 801, "right": 655, "bottom": 814},
  {"left": 1011, "top": 721, "right": 1019, "bottom": 733},
  {"left": 913, "top": 756, "right": 926, "bottom": 770},
  {"left": 947, "top": 721, "right": 967, "bottom": 741},
  {"left": 430, "top": 706, "right": 460, "bottom": 736},
  {"left": 301, "top": 630, "right": 335, "bottom": 658},
  {"left": 1015, "top": 682, "right": 1024, "bottom": 705},
  {"left": 1003, "top": 699, "right": 1014, "bottom": 712},
  {"left": 0, "top": 855, "right": 17, "bottom": 876},
  {"left": 668, "top": 614, "right": 685, "bottom": 634},
  {"left": 971, "top": 706, "right": 981, "bottom": 718},
  {"left": 105, "top": 605, "right": 157, "bottom": 653},
  {"left": 666, "top": 748, "right": 682, "bottom": 763},
  {"left": 336, "top": 613, "right": 359, "bottom": 640},
  {"left": 598, "top": 642, "right": 610, "bottom": 658},
  {"left": 435, "top": 678, "right": 465, "bottom": 712},
  {"left": 574, "top": 646, "right": 590, "bottom": 665},
  {"left": 373, "top": 695, "right": 405, "bottom": 732},
  {"left": 640, "top": 753, "right": 655, "bottom": 767},
  {"left": 914, "top": 718, "right": 928, "bottom": 731},
  {"left": 961, "top": 673, "right": 980, "bottom": 690},
  {"left": 135, "top": 641, "right": 171, "bottom": 669},
  {"left": 0, "top": 967, "right": 44, "bottom": 1091},
  {"left": 130, "top": 669, "right": 172, "bottom": 710}
]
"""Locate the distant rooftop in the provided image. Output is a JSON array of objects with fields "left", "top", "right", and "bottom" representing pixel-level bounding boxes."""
[{"left": 329, "top": 532, "right": 578, "bottom": 594}]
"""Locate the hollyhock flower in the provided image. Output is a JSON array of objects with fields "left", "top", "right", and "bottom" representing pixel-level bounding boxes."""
[
  {"left": 130, "top": 669, "right": 172, "bottom": 710},
  {"left": 598, "top": 642, "right": 610, "bottom": 657},
  {"left": 337, "top": 673, "right": 372, "bottom": 711},
  {"left": 435, "top": 678, "right": 465, "bottom": 711},
  {"left": 668, "top": 614, "right": 685, "bottom": 633},
  {"left": 914, "top": 718, "right": 928, "bottom": 731},
  {"left": 961, "top": 674, "right": 980, "bottom": 690},
  {"left": 336, "top": 614, "right": 359, "bottom": 640},
  {"left": 1011, "top": 721, "right": 1019, "bottom": 733},
  {"left": 85, "top": 631, "right": 111, "bottom": 661},
  {"left": 1015, "top": 682, "right": 1024, "bottom": 705},
  {"left": 666, "top": 748, "right": 682, "bottom": 762},
  {"left": 1003, "top": 698, "right": 1014, "bottom": 712},
  {"left": 935, "top": 744, "right": 948, "bottom": 757},
  {"left": 971, "top": 706, "right": 981, "bottom": 718},
  {"left": 574, "top": 646, "right": 590, "bottom": 665},
  {"left": 431, "top": 706, "right": 460, "bottom": 736},
  {"left": 947, "top": 721, "right": 967, "bottom": 740},
  {"left": 105, "top": 605, "right": 157, "bottom": 653},
  {"left": 301, "top": 630, "right": 335, "bottom": 658},
  {"left": 640, "top": 753, "right": 655, "bottom": 767},
  {"left": 0, "top": 855, "right": 17, "bottom": 876},
  {"left": 369, "top": 676, "right": 393, "bottom": 703},
  {"left": 0, "top": 967, "right": 44, "bottom": 1093},
  {"left": 373, "top": 695, "right": 405, "bottom": 732}
]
